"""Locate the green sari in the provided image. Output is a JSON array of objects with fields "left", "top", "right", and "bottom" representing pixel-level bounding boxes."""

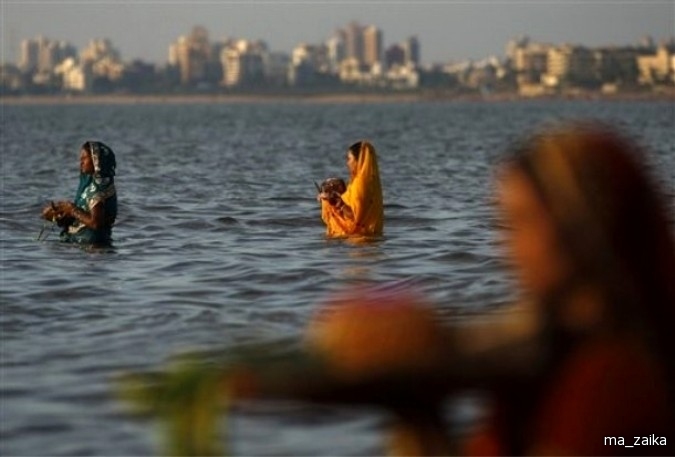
[{"left": 60, "top": 141, "right": 117, "bottom": 246}]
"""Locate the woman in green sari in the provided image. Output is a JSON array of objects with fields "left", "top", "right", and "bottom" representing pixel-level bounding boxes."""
[{"left": 42, "top": 141, "right": 117, "bottom": 246}]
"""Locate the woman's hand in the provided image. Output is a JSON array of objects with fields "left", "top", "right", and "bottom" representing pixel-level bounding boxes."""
[
  {"left": 42, "top": 201, "right": 68, "bottom": 220},
  {"left": 42, "top": 201, "right": 77, "bottom": 226},
  {"left": 321, "top": 192, "right": 353, "bottom": 219},
  {"left": 42, "top": 204, "right": 56, "bottom": 221},
  {"left": 54, "top": 201, "right": 76, "bottom": 217}
]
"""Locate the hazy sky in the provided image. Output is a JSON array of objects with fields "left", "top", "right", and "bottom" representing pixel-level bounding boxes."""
[{"left": 2, "top": 1, "right": 673, "bottom": 65}]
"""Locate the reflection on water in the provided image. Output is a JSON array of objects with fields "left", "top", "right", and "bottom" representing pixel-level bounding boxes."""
[{"left": 1, "top": 101, "right": 673, "bottom": 455}]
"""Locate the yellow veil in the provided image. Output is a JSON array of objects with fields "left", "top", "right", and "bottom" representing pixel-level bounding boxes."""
[{"left": 321, "top": 141, "right": 384, "bottom": 237}]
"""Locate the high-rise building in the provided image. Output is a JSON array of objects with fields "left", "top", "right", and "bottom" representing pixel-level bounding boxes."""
[
  {"left": 326, "top": 34, "right": 345, "bottom": 73},
  {"left": 363, "top": 25, "right": 382, "bottom": 67},
  {"left": 512, "top": 42, "right": 550, "bottom": 84},
  {"left": 19, "top": 38, "right": 40, "bottom": 72},
  {"left": 343, "top": 21, "right": 365, "bottom": 64},
  {"left": 546, "top": 45, "right": 596, "bottom": 86},
  {"left": 594, "top": 47, "right": 640, "bottom": 84},
  {"left": 263, "top": 51, "right": 290, "bottom": 86},
  {"left": 506, "top": 35, "right": 530, "bottom": 63},
  {"left": 385, "top": 44, "right": 405, "bottom": 69},
  {"left": 221, "top": 39, "right": 266, "bottom": 87},
  {"left": 402, "top": 36, "right": 420, "bottom": 67},
  {"left": 18, "top": 36, "right": 76, "bottom": 73},
  {"left": 169, "top": 26, "right": 214, "bottom": 85}
]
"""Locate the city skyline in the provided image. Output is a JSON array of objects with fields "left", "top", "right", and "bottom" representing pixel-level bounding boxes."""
[{"left": 2, "top": 2, "right": 673, "bottom": 66}]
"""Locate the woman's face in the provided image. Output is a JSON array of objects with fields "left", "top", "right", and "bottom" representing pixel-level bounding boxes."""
[
  {"left": 346, "top": 151, "right": 358, "bottom": 178},
  {"left": 496, "top": 168, "right": 571, "bottom": 298},
  {"left": 80, "top": 149, "right": 95, "bottom": 174}
]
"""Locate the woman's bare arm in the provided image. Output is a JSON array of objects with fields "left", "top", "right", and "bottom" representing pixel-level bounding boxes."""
[{"left": 57, "top": 201, "right": 105, "bottom": 230}]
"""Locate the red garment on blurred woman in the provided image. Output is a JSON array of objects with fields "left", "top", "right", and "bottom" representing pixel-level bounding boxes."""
[{"left": 466, "top": 123, "right": 675, "bottom": 456}]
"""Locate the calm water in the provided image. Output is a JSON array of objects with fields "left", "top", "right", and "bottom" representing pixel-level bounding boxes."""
[{"left": 1, "top": 100, "right": 674, "bottom": 456}]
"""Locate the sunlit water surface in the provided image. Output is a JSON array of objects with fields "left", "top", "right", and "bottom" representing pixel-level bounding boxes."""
[{"left": 1, "top": 100, "right": 673, "bottom": 455}]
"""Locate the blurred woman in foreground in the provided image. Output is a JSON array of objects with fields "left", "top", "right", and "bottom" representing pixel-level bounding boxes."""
[
  {"left": 464, "top": 123, "right": 675, "bottom": 455},
  {"left": 319, "top": 140, "right": 384, "bottom": 238}
]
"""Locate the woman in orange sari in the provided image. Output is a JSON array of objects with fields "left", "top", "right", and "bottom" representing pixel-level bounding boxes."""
[{"left": 319, "top": 141, "right": 384, "bottom": 238}]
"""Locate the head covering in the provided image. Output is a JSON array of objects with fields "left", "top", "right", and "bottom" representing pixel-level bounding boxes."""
[
  {"left": 74, "top": 141, "right": 116, "bottom": 208},
  {"left": 90, "top": 141, "right": 116, "bottom": 178},
  {"left": 321, "top": 141, "right": 384, "bottom": 237}
]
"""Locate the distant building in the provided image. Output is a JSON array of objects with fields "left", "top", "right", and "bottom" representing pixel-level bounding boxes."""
[
  {"left": 338, "top": 57, "right": 368, "bottom": 83},
  {"left": 80, "top": 38, "right": 120, "bottom": 64},
  {"left": 291, "top": 43, "right": 322, "bottom": 68},
  {"left": 514, "top": 43, "right": 549, "bottom": 84},
  {"left": 0, "top": 63, "right": 23, "bottom": 92},
  {"left": 18, "top": 39, "right": 39, "bottom": 72},
  {"left": 384, "top": 37, "right": 420, "bottom": 71},
  {"left": 18, "top": 36, "right": 76, "bottom": 73},
  {"left": 385, "top": 62, "right": 420, "bottom": 89},
  {"left": 288, "top": 60, "right": 316, "bottom": 86},
  {"left": 92, "top": 56, "right": 125, "bottom": 82},
  {"left": 637, "top": 44, "right": 675, "bottom": 85},
  {"left": 325, "top": 34, "right": 345, "bottom": 73},
  {"left": 544, "top": 44, "right": 597, "bottom": 87},
  {"left": 169, "top": 26, "right": 216, "bottom": 86},
  {"left": 343, "top": 21, "right": 365, "bottom": 65},
  {"left": 289, "top": 43, "right": 318, "bottom": 86},
  {"left": 221, "top": 40, "right": 266, "bottom": 87},
  {"left": 55, "top": 57, "right": 92, "bottom": 92},
  {"left": 13, "top": 24, "right": 675, "bottom": 96},
  {"left": 363, "top": 25, "right": 383, "bottom": 68},
  {"left": 76, "top": 38, "right": 125, "bottom": 88},
  {"left": 594, "top": 46, "right": 641, "bottom": 85},
  {"left": 263, "top": 51, "right": 290, "bottom": 86},
  {"left": 385, "top": 44, "right": 405, "bottom": 69},
  {"left": 402, "top": 36, "right": 420, "bottom": 67},
  {"left": 463, "top": 57, "right": 501, "bottom": 89},
  {"left": 120, "top": 60, "right": 158, "bottom": 93}
]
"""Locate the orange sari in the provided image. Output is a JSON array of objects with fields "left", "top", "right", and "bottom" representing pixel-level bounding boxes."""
[{"left": 321, "top": 141, "right": 384, "bottom": 238}]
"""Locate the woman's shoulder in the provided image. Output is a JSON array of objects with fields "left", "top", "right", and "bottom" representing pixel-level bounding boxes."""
[
  {"left": 548, "top": 336, "right": 668, "bottom": 408},
  {"left": 530, "top": 336, "right": 673, "bottom": 455},
  {"left": 562, "top": 337, "right": 665, "bottom": 384},
  {"left": 87, "top": 182, "right": 116, "bottom": 200}
]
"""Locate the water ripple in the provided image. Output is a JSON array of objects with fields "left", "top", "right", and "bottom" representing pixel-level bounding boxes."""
[{"left": 2, "top": 101, "right": 673, "bottom": 456}]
